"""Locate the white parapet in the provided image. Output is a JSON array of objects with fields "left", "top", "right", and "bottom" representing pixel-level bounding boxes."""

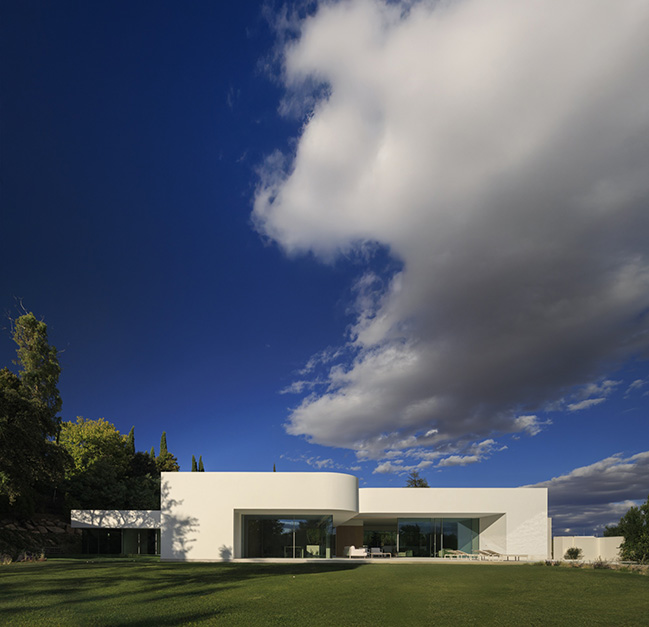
[{"left": 71, "top": 509, "right": 161, "bottom": 529}]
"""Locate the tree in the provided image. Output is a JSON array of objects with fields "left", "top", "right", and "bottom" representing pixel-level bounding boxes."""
[
  {"left": 11, "top": 312, "right": 62, "bottom": 436},
  {"left": 605, "top": 496, "right": 649, "bottom": 563},
  {"left": 406, "top": 471, "right": 429, "bottom": 488},
  {"left": 58, "top": 417, "right": 131, "bottom": 509},
  {"left": 198, "top": 456, "right": 204, "bottom": 472},
  {"left": 0, "top": 312, "right": 66, "bottom": 511},
  {"left": 273, "top": 463, "right": 276, "bottom": 472},
  {"left": 0, "top": 368, "right": 59, "bottom": 506},
  {"left": 126, "top": 426, "right": 135, "bottom": 455},
  {"left": 155, "top": 431, "right": 179, "bottom": 472},
  {"left": 191, "top": 455, "right": 198, "bottom": 472},
  {"left": 150, "top": 446, "right": 155, "bottom": 458}
]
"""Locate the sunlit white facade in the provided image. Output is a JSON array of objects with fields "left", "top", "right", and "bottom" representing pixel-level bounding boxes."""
[{"left": 71, "top": 472, "right": 550, "bottom": 560}]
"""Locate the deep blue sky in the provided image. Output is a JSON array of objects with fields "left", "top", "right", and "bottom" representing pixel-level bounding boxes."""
[{"left": 2, "top": 0, "right": 648, "bottom": 534}]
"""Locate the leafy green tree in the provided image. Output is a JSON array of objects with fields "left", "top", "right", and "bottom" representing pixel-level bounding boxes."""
[
  {"left": 198, "top": 456, "right": 204, "bottom": 472},
  {"left": 406, "top": 471, "right": 429, "bottom": 487},
  {"left": 605, "top": 496, "right": 649, "bottom": 563},
  {"left": 191, "top": 455, "right": 197, "bottom": 472},
  {"left": 150, "top": 446, "right": 155, "bottom": 458},
  {"left": 160, "top": 432, "right": 168, "bottom": 456},
  {"left": 58, "top": 417, "right": 131, "bottom": 509}
]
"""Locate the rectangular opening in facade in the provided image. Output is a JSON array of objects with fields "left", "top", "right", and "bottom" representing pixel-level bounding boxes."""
[{"left": 242, "top": 515, "right": 334, "bottom": 558}]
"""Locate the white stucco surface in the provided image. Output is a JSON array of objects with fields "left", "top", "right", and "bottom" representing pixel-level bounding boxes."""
[
  {"left": 71, "top": 473, "right": 550, "bottom": 561},
  {"left": 553, "top": 536, "right": 623, "bottom": 562},
  {"left": 359, "top": 487, "right": 549, "bottom": 560},
  {"left": 71, "top": 509, "right": 160, "bottom": 529},
  {"left": 161, "top": 472, "right": 359, "bottom": 560}
]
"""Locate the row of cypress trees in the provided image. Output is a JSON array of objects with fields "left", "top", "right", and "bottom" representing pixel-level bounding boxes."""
[{"left": 190, "top": 455, "right": 205, "bottom": 472}]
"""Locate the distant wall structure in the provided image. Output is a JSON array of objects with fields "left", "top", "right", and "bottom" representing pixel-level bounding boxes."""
[{"left": 553, "top": 536, "right": 623, "bottom": 562}]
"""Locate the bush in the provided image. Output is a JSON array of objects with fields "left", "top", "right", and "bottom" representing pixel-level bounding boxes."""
[
  {"left": 564, "top": 547, "right": 583, "bottom": 560},
  {"left": 593, "top": 558, "right": 611, "bottom": 569}
]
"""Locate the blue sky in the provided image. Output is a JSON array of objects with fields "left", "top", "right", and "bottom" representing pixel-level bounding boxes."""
[{"left": 2, "top": 0, "right": 648, "bottom": 535}]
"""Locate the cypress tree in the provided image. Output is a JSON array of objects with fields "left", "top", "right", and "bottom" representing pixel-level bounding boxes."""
[
  {"left": 160, "top": 432, "right": 168, "bottom": 456},
  {"left": 150, "top": 446, "right": 155, "bottom": 458},
  {"left": 198, "top": 456, "right": 204, "bottom": 472},
  {"left": 126, "top": 426, "right": 135, "bottom": 455},
  {"left": 273, "top": 463, "right": 276, "bottom": 472},
  {"left": 191, "top": 455, "right": 197, "bottom": 472}
]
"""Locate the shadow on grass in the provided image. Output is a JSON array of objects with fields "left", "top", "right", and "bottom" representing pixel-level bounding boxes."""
[{"left": 0, "top": 559, "right": 367, "bottom": 626}]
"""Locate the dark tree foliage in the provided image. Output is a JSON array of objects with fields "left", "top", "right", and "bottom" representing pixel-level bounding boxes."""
[
  {"left": 156, "top": 431, "right": 179, "bottom": 472},
  {"left": 198, "top": 456, "right": 204, "bottom": 472},
  {"left": 406, "top": 471, "right": 429, "bottom": 487},
  {"left": 191, "top": 455, "right": 197, "bottom": 472},
  {"left": 126, "top": 426, "right": 135, "bottom": 455},
  {"left": 605, "top": 496, "right": 649, "bottom": 563},
  {"left": 1, "top": 311, "right": 180, "bottom": 515},
  {"left": 59, "top": 418, "right": 163, "bottom": 510},
  {"left": 0, "top": 313, "right": 67, "bottom": 512},
  {"left": 11, "top": 312, "right": 62, "bottom": 435}
]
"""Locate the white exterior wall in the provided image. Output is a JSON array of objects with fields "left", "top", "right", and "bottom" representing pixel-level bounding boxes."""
[
  {"left": 71, "top": 475, "right": 549, "bottom": 561},
  {"left": 553, "top": 536, "right": 623, "bottom": 562},
  {"left": 161, "top": 472, "right": 359, "bottom": 561},
  {"left": 71, "top": 510, "right": 160, "bottom": 529},
  {"left": 359, "top": 488, "right": 549, "bottom": 560}
]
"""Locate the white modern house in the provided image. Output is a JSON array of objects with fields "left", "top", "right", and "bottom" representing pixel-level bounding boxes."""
[{"left": 71, "top": 472, "right": 551, "bottom": 561}]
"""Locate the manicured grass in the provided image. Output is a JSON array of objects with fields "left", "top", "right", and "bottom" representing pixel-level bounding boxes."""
[{"left": 1, "top": 560, "right": 648, "bottom": 626}]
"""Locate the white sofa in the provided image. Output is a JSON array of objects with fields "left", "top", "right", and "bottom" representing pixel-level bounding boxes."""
[{"left": 344, "top": 545, "right": 368, "bottom": 558}]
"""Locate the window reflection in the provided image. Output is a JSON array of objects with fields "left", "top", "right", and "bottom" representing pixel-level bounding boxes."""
[{"left": 243, "top": 515, "right": 333, "bottom": 558}]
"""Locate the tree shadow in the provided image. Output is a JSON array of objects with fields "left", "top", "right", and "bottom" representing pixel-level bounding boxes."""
[{"left": 160, "top": 478, "right": 198, "bottom": 560}]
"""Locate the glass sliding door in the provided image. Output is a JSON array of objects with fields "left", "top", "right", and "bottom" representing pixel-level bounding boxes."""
[
  {"left": 397, "top": 518, "right": 479, "bottom": 557},
  {"left": 398, "top": 519, "right": 432, "bottom": 557},
  {"left": 294, "top": 516, "right": 333, "bottom": 558},
  {"left": 243, "top": 515, "right": 333, "bottom": 558}
]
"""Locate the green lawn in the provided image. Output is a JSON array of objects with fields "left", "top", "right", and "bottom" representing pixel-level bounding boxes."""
[{"left": 1, "top": 560, "right": 647, "bottom": 626}]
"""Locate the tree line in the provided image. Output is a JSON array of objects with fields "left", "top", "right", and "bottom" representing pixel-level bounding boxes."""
[{"left": 0, "top": 311, "right": 180, "bottom": 516}]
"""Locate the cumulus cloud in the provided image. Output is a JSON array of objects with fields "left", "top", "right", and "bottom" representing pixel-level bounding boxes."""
[
  {"left": 528, "top": 451, "right": 649, "bottom": 533},
  {"left": 255, "top": 0, "right": 649, "bottom": 462}
]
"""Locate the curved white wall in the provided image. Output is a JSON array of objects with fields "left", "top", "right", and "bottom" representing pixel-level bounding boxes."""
[{"left": 161, "top": 472, "right": 358, "bottom": 561}]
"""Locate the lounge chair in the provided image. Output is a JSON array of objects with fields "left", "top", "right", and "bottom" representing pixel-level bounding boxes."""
[
  {"left": 369, "top": 547, "right": 391, "bottom": 558},
  {"left": 479, "top": 549, "right": 527, "bottom": 561},
  {"left": 444, "top": 550, "right": 479, "bottom": 560},
  {"left": 344, "top": 545, "right": 369, "bottom": 558}
]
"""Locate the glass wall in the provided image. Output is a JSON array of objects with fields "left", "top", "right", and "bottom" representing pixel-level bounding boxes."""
[
  {"left": 363, "top": 520, "right": 398, "bottom": 554},
  {"left": 243, "top": 515, "right": 334, "bottom": 558},
  {"left": 81, "top": 529, "right": 123, "bottom": 554},
  {"left": 397, "top": 518, "right": 478, "bottom": 557}
]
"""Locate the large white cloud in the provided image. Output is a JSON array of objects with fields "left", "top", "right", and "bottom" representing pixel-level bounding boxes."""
[{"left": 254, "top": 0, "right": 649, "bottom": 460}]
